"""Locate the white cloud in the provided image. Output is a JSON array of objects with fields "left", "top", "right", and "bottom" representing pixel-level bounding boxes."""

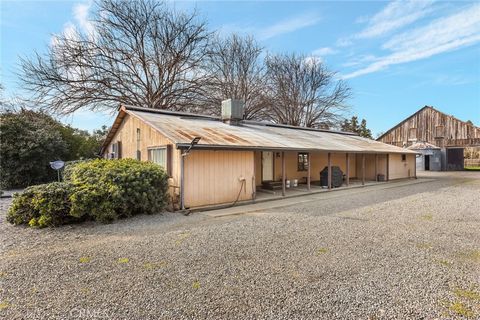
[
  {"left": 312, "top": 47, "right": 337, "bottom": 56},
  {"left": 336, "top": 37, "right": 353, "bottom": 47},
  {"left": 336, "top": 0, "right": 435, "bottom": 48},
  {"left": 343, "top": 3, "right": 480, "bottom": 79},
  {"left": 73, "top": 0, "right": 94, "bottom": 36},
  {"left": 416, "top": 74, "right": 475, "bottom": 87},
  {"left": 51, "top": 0, "right": 94, "bottom": 46},
  {"left": 304, "top": 55, "right": 323, "bottom": 66},
  {"left": 341, "top": 54, "right": 378, "bottom": 68},
  {"left": 356, "top": 0, "right": 435, "bottom": 39},
  {"left": 50, "top": 22, "right": 78, "bottom": 47},
  {"left": 258, "top": 13, "right": 321, "bottom": 40}
]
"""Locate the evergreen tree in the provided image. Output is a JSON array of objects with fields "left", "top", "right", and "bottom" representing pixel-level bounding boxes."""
[{"left": 341, "top": 116, "right": 373, "bottom": 139}]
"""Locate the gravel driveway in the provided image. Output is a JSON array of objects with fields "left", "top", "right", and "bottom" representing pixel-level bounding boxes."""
[{"left": 1, "top": 172, "right": 479, "bottom": 319}]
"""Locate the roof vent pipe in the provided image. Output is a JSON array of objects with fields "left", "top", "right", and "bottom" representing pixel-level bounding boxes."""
[{"left": 221, "top": 99, "right": 245, "bottom": 125}]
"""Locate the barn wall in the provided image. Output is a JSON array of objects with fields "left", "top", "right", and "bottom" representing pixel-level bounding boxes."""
[
  {"left": 103, "top": 114, "right": 181, "bottom": 185},
  {"left": 183, "top": 150, "right": 255, "bottom": 208},
  {"left": 378, "top": 107, "right": 480, "bottom": 148},
  {"left": 389, "top": 153, "right": 415, "bottom": 180}
]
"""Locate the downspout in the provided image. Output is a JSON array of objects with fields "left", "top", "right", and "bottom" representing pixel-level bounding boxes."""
[{"left": 180, "top": 152, "right": 185, "bottom": 210}]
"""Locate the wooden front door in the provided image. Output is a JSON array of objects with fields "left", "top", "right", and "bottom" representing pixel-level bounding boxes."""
[{"left": 262, "top": 151, "right": 274, "bottom": 181}]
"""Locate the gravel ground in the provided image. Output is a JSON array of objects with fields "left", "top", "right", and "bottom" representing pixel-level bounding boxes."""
[{"left": 1, "top": 172, "right": 479, "bottom": 319}]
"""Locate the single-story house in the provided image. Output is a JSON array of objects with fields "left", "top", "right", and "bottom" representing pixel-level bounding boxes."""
[{"left": 101, "top": 99, "right": 417, "bottom": 209}]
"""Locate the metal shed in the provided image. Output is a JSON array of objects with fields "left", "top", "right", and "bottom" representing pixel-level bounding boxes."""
[{"left": 408, "top": 142, "right": 442, "bottom": 171}]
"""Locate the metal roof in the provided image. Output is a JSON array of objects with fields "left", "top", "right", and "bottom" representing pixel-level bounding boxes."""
[
  {"left": 407, "top": 141, "right": 441, "bottom": 150},
  {"left": 117, "top": 106, "right": 416, "bottom": 154}
]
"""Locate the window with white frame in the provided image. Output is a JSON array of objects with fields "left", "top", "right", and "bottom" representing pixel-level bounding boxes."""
[{"left": 148, "top": 147, "right": 167, "bottom": 169}]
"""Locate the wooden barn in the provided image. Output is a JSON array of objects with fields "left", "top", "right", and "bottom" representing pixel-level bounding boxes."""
[
  {"left": 101, "top": 100, "right": 417, "bottom": 209},
  {"left": 377, "top": 106, "right": 480, "bottom": 171}
]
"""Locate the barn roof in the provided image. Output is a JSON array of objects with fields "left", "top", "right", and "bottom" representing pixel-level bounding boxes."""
[
  {"left": 376, "top": 105, "right": 480, "bottom": 141},
  {"left": 101, "top": 105, "right": 417, "bottom": 155}
]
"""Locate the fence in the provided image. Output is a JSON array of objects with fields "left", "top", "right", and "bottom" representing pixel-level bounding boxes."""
[{"left": 464, "top": 159, "right": 480, "bottom": 167}]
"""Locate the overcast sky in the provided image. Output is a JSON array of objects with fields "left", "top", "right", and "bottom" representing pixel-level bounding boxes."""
[{"left": 1, "top": 0, "right": 479, "bottom": 136}]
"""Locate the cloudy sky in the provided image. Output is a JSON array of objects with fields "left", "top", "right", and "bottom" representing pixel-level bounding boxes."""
[{"left": 1, "top": 0, "right": 479, "bottom": 136}]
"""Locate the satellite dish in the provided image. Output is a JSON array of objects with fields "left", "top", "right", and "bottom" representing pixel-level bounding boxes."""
[{"left": 50, "top": 160, "right": 65, "bottom": 170}]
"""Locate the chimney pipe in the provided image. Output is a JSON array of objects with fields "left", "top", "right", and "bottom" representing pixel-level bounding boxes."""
[{"left": 221, "top": 99, "right": 245, "bottom": 125}]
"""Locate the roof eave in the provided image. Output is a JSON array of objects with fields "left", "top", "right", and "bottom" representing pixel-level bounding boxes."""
[{"left": 175, "top": 143, "right": 418, "bottom": 154}]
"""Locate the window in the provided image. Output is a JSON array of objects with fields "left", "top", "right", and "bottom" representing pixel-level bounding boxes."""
[
  {"left": 148, "top": 147, "right": 167, "bottom": 169},
  {"left": 401, "top": 154, "right": 406, "bottom": 161},
  {"left": 111, "top": 143, "right": 117, "bottom": 158},
  {"left": 111, "top": 141, "right": 122, "bottom": 159},
  {"left": 136, "top": 128, "right": 141, "bottom": 160},
  {"left": 297, "top": 153, "right": 309, "bottom": 171},
  {"left": 408, "top": 128, "right": 417, "bottom": 140},
  {"left": 435, "top": 125, "right": 444, "bottom": 138}
]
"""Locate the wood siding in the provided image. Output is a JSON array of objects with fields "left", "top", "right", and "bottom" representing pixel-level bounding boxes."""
[
  {"left": 184, "top": 150, "right": 255, "bottom": 208},
  {"left": 389, "top": 154, "right": 415, "bottom": 180},
  {"left": 102, "top": 114, "right": 181, "bottom": 186},
  {"left": 378, "top": 107, "right": 480, "bottom": 148},
  {"left": 270, "top": 152, "right": 357, "bottom": 182},
  {"left": 356, "top": 154, "right": 388, "bottom": 180}
]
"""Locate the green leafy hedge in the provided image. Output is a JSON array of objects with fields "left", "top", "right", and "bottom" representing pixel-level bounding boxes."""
[
  {"left": 7, "top": 159, "right": 169, "bottom": 227},
  {"left": 68, "top": 159, "right": 169, "bottom": 223},
  {"left": 7, "top": 182, "right": 77, "bottom": 227}
]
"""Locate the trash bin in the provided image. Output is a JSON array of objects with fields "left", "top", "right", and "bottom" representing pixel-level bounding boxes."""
[{"left": 377, "top": 174, "right": 385, "bottom": 181}]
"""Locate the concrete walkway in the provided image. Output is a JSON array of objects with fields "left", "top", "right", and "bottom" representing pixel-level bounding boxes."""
[{"left": 202, "top": 177, "right": 433, "bottom": 217}]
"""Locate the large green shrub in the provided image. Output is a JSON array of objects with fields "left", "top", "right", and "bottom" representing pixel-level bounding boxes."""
[
  {"left": 0, "top": 110, "right": 67, "bottom": 189},
  {"left": 6, "top": 159, "right": 169, "bottom": 227},
  {"left": 7, "top": 182, "right": 76, "bottom": 227},
  {"left": 68, "top": 159, "right": 169, "bottom": 223},
  {"left": 0, "top": 109, "right": 107, "bottom": 189}
]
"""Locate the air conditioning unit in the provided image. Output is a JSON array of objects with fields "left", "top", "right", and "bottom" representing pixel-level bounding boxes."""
[{"left": 110, "top": 152, "right": 116, "bottom": 159}]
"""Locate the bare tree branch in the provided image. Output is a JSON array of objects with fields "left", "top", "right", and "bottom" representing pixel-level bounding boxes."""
[
  {"left": 200, "top": 34, "right": 266, "bottom": 119},
  {"left": 263, "top": 54, "right": 351, "bottom": 128},
  {"left": 20, "top": 0, "right": 211, "bottom": 115}
]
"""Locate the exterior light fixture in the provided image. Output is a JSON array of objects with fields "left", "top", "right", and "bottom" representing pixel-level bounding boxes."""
[{"left": 183, "top": 136, "right": 201, "bottom": 156}]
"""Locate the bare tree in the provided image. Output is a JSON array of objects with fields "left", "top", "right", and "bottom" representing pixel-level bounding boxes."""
[
  {"left": 201, "top": 34, "right": 266, "bottom": 119},
  {"left": 263, "top": 54, "right": 351, "bottom": 128},
  {"left": 20, "top": 0, "right": 211, "bottom": 115}
]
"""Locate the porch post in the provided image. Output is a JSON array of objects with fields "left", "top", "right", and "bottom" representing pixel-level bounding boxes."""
[
  {"left": 386, "top": 154, "right": 390, "bottom": 181},
  {"left": 414, "top": 154, "right": 417, "bottom": 179},
  {"left": 328, "top": 152, "right": 332, "bottom": 190},
  {"left": 362, "top": 154, "right": 365, "bottom": 186},
  {"left": 346, "top": 153, "right": 350, "bottom": 186},
  {"left": 252, "top": 152, "right": 256, "bottom": 200},
  {"left": 307, "top": 152, "right": 311, "bottom": 191},
  {"left": 375, "top": 154, "right": 378, "bottom": 182},
  {"left": 282, "top": 151, "right": 286, "bottom": 196}
]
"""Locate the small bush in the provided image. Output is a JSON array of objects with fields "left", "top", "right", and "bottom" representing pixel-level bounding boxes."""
[
  {"left": 7, "top": 159, "right": 169, "bottom": 227},
  {"left": 7, "top": 187, "right": 39, "bottom": 225},
  {"left": 7, "top": 182, "right": 76, "bottom": 227},
  {"left": 67, "top": 159, "right": 169, "bottom": 223},
  {"left": 62, "top": 159, "right": 90, "bottom": 181}
]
